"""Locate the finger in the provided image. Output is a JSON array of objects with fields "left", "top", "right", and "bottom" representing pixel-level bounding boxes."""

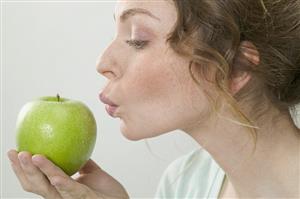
[
  {"left": 32, "top": 154, "right": 68, "bottom": 179},
  {"left": 32, "top": 155, "right": 83, "bottom": 198},
  {"left": 7, "top": 150, "right": 31, "bottom": 191},
  {"left": 19, "top": 151, "right": 48, "bottom": 178},
  {"left": 50, "top": 176, "right": 98, "bottom": 199},
  {"left": 18, "top": 151, "right": 61, "bottom": 198},
  {"left": 79, "top": 159, "right": 101, "bottom": 174},
  {"left": 32, "top": 155, "right": 97, "bottom": 198}
]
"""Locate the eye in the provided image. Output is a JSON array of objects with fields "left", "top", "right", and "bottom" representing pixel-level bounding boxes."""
[{"left": 125, "top": 39, "right": 149, "bottom": 50}]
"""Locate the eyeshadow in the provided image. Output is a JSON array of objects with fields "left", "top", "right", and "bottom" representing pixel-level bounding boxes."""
[{"left": 131, "top": 25, "right": 155, "bottom": 40}]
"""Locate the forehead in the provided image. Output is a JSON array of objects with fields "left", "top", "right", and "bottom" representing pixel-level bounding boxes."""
[{"left": 115, "top": 0, "right": 177, "bottom": 25}]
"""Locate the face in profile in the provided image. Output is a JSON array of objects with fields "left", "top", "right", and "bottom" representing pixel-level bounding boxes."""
[{"left": 97, "top": 0, "right": 212, "bottom": 140}]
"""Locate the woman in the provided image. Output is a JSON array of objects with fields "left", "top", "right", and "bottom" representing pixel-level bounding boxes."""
[{"left": 7, "top": 0, "right": 300, "bottom": 198}]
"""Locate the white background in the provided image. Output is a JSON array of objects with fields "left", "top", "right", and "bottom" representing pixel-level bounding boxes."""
[{"left": 1, "top": 1, "right": 199, "bottom": 198}]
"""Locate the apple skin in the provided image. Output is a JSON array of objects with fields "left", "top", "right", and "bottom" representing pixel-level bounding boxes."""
[{"left": 16, "top": 96, "right": 97, "bottom": 176}]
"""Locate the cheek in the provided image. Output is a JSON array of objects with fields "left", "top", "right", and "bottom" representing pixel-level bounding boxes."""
[
  {"left": 118, "top": 55, "right": 183, "bottom": 137},
  {"left": 118, "top": 53, "right": 212, "bottom": 139},
  {"left": 123, "top": 56, "right": 176, "bottom": 105}
]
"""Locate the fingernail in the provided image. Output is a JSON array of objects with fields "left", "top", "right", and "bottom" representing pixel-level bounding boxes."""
[
  {"left": 7, "top": 150, "right": 15, "bottom": 162},
  {"left": 32, "top": 155, "right": 43, "bottom": 166},
  {"left": 19, "top": 156, "right": 27, "bottom": 165}
]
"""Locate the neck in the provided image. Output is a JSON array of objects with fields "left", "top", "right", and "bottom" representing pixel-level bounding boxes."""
[{"left": 184, "top": 107, "right": 300, "bottom": 198}]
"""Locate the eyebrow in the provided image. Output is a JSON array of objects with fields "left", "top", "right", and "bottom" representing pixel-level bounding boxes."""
[{"left": 114, "top": 8, "right": 161, "bottom": 23}]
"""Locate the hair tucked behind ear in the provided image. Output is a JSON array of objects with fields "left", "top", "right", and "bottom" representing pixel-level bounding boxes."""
[{"left": 168, "top": 0, "right": 300, "bottom": 136}]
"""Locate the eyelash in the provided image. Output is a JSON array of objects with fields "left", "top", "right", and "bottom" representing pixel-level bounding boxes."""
[{"left": 125, "top": 39, "right": 149, "bottom": 50}]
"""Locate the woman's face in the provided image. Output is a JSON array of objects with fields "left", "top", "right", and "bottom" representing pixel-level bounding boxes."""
[{"left": 97, "top": 0, "right": 211, "bottom": 140}]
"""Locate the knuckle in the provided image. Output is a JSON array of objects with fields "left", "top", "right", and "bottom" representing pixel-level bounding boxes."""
[
  {"left": 78, "top": 189, "right": 88, "bottom": 198},
  {"left": 78, "top": 186, "right": 92, "bottom": 199},
  {"left": 23, "top": 167, "right": 36, "bottom": 175}
]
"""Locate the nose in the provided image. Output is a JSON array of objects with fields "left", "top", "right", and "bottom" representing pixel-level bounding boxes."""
[
  {"left": 96, "top": 44, "right": 119, "bottom": 80},
  {"left": 97, "top": 65, "right": 116, "bottom": 80}
]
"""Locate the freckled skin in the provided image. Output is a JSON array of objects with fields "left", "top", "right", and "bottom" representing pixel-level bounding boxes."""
[{"left": 97, "top": 0, "right": 211, "bottom": 140}]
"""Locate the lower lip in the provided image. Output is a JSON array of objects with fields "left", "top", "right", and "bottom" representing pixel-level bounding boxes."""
[{"left": 105, "top": 105, "right": 118, "bottom": 117}]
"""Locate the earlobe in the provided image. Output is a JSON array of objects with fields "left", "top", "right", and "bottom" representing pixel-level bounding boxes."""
[
  {"left": 229, "top": 71, "right": 251, "bottom": 95},
  {"left": 229, "top": 41, "right": 259, "bottom": 95}
]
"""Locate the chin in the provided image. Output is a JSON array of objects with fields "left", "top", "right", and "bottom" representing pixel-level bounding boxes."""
[
  {"left": 120, "top": 120, "right": 142, "bottom": 141},
  {"left": 120, "top": 120, "right": 158, "bottom": 141},
  {"left": 123, "top": 133, "right": 141, "bottom": 141},
  {"left": 121, "top": 129, "right": 144, "bottom": 141}
]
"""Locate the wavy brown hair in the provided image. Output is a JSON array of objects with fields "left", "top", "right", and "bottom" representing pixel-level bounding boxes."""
[{"left": 167, "top": 0, "right": 300, "bottom": 143}]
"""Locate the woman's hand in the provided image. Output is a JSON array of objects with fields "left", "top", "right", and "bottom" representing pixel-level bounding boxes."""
[{"left": 7, "top": 149, "right": 129, "bottom": 199}]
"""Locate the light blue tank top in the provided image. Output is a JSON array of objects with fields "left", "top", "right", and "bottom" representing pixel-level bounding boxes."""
[{"left": 155, "top": 148, "right": 226, "bottom": 198}]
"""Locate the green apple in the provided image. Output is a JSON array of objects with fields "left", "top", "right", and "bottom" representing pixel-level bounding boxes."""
[{"left": 16, "top": 94, "right": 97, "bottom": 176}]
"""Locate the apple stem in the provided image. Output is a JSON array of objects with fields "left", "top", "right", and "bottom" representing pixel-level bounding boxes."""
[{"left": 57, "top": 94, "right": 60, "bottom": 102}]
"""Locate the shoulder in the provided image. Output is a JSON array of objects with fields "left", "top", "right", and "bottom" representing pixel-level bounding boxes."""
[
  {"left": 155, "top": 148, "right": 222, "bottom": 198},
  {"left": 161, "top": 148, "right": 212, "bottom": 180}
]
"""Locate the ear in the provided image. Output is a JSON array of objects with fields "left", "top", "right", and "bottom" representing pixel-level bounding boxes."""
[
  {"left": 239, "top": 41, "right": 260, "bottom": 65},
  {"left": 229, "top": 41, "right": 260, "bottom": 95},
  {"left": 229, "top": 71, "right": 252, "bottom": 95}
]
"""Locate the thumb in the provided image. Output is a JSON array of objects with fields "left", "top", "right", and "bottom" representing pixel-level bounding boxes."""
[{"left": 79, "top": 159, "right": 101, "bottom": 174}]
